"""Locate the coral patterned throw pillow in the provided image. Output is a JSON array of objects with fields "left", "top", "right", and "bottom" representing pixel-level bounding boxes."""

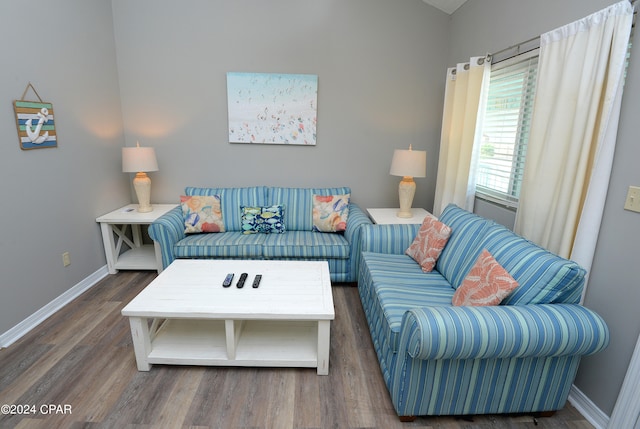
[
  {"left": 181, "top": 195, "right": 225, "bottom": 233},
  {"left": 452, "top": 249, "right": 519, "bottom": 306},
  {"left": 312, "top": 194, "right": 350, "bottom": 232},
  {"left": 405, "top": 213, "right": 452, "bottom": 272}
]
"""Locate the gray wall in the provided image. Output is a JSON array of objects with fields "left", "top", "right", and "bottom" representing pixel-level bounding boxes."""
[
  {"left": 0, "top": 1, "right": 128, "bottom": 335},
  {"left": 1, "top": 0, "right": 635, "bottom": 419},
  {"left": 450, "top": 0, "right": 640, "bottom": 415},
  {"left": 0, "top": 0, "right": 450, "bottom": 338},
  {"left": 110, "top": 0, "right": 450, "bottom": 211}
]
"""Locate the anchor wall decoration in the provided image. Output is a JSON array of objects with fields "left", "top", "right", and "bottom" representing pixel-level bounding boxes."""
[
  {"left": 25, "top": 107, "right": 50, "bottom": 144},
  {"left": 13, "top": 83, "right": 58, "bottom": 150}
]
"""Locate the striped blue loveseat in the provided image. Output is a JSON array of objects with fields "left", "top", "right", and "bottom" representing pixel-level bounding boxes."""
[
  {"left": 358, "top": 204, "right": 609, "bottom": 421},
  {"left": 148, "top": 186, "right": 372, "bottom": 282}
]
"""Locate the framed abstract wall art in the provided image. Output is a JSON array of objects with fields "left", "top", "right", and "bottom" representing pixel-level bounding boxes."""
[{"left": 227, "top": 72, "right": 318, "bottom": 145}]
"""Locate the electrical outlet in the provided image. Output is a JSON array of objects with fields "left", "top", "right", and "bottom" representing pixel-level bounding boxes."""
[
  {"left": 62, "top": 252, "right": 71, "bottom": 267},
  {"left": 624, "top": 186, "right": 640, "bottom": 213}
]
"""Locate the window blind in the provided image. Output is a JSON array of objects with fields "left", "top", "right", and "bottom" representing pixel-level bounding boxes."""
[{"left": 476, "top": 50, "right": 539, "bottom": 207}]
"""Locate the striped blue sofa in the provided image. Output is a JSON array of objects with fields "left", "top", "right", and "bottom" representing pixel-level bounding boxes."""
[
  {"left": 148, "top": 186, "right": 372, "bottom": 282},
  {"left": 358, "top": 204, "right": 609, "bottom": 421}
]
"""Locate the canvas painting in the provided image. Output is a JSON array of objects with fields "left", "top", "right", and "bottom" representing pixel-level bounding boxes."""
[{"left": 227, "top": 72, "right": 318, "bottom": 145}]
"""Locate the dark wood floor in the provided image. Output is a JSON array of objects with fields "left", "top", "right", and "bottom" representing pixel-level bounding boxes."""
[{"left": 0, "top": 271, "right": 594, "bottom": 429}]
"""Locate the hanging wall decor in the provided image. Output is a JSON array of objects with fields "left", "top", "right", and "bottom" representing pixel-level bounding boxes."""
[
  {"left": 13, "top": 83, "right": 57, "bottom": 150},
  {"left": 227, "top": 72, "right": 318, "bottom": 145}
]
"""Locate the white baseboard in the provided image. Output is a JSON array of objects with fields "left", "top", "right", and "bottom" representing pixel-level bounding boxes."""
[
  {"left": 569, "top": 384, "right": 610, "bottom": 429},
  {"left": 0, "top": 265, "right": 109, "bottom": 349}
]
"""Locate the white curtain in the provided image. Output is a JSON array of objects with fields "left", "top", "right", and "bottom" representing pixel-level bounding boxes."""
[
  {"left": 433, "top": 56, "right": 490, "bottom": 216},
  {"left": 514, "top": 1, "right": 633, "bottom": 292}
]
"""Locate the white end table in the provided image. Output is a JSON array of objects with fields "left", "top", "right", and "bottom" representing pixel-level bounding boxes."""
[
  {"left": 367, "top": 208, "right": 429, "bottom": 225},
  {"left": 96, "top": 203, "right": 177, "bottom": 274}
]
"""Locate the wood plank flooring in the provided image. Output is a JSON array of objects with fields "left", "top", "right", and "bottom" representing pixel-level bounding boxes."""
[{"left": 0, "top": 271, "right": 594, "bottom": 428}]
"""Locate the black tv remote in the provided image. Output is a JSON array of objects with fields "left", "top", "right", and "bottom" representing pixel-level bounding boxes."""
[
  {"left": 222, "top": 273, "right": 234, "bottom": 287},
  {"left": 252, "top": 274, "right": 262, "bottom": 288},
  {"left": 236, "top": 273, "right": 248, "bottom": 288}
]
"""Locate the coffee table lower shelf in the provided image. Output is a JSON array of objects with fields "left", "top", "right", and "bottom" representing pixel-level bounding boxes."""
[{"left": 128, "top": 317, "right": 330, "bottom": 375}]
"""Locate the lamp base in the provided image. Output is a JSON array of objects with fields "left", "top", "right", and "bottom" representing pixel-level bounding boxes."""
[
  {"left": 396, "top": 210, "right": 414, "bottom": 218},
  {"left": 133, "top": 172, "right": 153, "bottom": 213},
  {"left": 397, "top": 176, "right": 416, "bottom": 218}
]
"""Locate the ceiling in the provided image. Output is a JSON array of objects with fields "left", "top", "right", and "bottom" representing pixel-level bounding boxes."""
[{"left": 422, "top": 0, "right": 468, "bottom": 14}]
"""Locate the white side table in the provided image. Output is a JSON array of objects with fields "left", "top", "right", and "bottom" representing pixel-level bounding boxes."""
[
  {"left": 96, "top": 204, "right": 177, "bottom": 274},
  {"left": 367, "top": 208, "right": 429, "bottom": 225}
]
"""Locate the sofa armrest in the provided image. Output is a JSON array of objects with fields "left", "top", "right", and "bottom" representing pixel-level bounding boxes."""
[
  {"left": 345, "top": 204, "right": 372, "bottom": 243},
  {"left": 360, "top": 223, "right": 421, "bottom": 255},
  {"left": 344, "top": 204, "right": 373, "bottom": 281},
  {"left": 148, "top": 206, "right": 185, "bottom": 269},
  {"left": 400, "top": 304, "right": 609, "bottom": 361}
]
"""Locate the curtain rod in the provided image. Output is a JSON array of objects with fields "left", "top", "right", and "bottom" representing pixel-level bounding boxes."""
[
  {"left": 489, "top": 1, "right": 637, "bottom": 64},
  {"left": 488, "top": 35, "right": 540, "bottom": 64}
]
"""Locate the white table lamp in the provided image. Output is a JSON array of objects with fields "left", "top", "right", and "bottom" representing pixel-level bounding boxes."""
[
  {"left": 122, "top": 142, "right": 159, "bottom": 213},
  {"left": 390, "top": 145, "right": 426, "bottom": 218}
]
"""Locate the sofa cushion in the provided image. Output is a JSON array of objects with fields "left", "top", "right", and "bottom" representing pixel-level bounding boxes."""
[
  {"left": 312, "top": 193, "right": 350, "bottom": 232},
  {"left": 262, "top": 230, "right": 349, "bottom": 259},
  {"left": 361, "top": 252, "right": 454, "bottom": 352},
  {"left": 173, "top": 231, "right": 265, "bottom": 258},
  {"left": 452, "top": 249, "right": 519, "bottom": 306},
  {"left": 180, "top": 195, "right": 225, "bottom": 233},
  {"left": 185, "top": 186, "right": 267, "bottom": 232},
  {"left": 267, "top": 187, "right": 351, "bottom": 231},
  {"left": 480, "top": 224, "right": 586, "bottom": 305},
  {"left": 240, "top": 205, "right": 285, "bottom": 234},
  {"left": 436, "top": 204, "right": 495, "bottom": 288},
  {"left": 405, "top": 213, "right": 452, "bottom": 272}
]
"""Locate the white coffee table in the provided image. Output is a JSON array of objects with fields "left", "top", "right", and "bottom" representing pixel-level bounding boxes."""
[{"left": 121, "top": 259, "right": 334, "bottom": 375}]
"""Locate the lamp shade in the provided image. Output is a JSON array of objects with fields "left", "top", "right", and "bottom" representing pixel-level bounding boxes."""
[
  {"left": 122, "top": 144, "right": 158, "bottom": 173},
  {"left": 390, "top": 147, "right": 426, "bottom": 178}
]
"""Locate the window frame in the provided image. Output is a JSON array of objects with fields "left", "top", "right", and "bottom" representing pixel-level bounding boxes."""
[{"left": 475, "top": 48, "right": 540, "bottom": 209}]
